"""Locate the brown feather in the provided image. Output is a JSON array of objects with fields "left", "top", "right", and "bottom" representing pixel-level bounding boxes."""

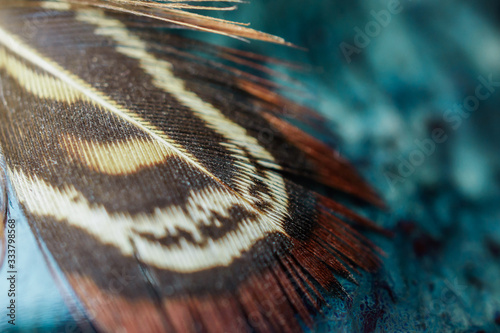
[{"left": 0, "top": 1, "right": 386, "bottom": 332}]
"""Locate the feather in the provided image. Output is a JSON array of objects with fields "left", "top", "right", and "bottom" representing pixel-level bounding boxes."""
[{"left": 0, "top": 1, "right": 384, "bottom": 332}]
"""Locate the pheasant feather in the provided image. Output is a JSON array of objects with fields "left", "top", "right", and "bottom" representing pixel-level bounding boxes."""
[{"left": 0, "top": 1, "right": 383, "bottom": 332}]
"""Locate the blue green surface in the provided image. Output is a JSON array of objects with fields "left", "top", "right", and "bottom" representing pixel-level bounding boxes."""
[{"left": 227, "top": 1, "right": 500, "bottom": 331}]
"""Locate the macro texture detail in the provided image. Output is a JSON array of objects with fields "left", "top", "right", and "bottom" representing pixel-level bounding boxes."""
[{"left": 0, "top": 1, "right": 384, "bottom": 332}]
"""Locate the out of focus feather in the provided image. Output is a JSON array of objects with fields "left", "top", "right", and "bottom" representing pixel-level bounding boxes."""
[{"left": 36, "top": 0, "right": 296, "bottom": 44}]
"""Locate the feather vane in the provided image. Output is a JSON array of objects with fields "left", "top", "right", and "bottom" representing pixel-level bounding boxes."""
[{"left": 0, "top": 1, "right": 384, "bottom": 332}]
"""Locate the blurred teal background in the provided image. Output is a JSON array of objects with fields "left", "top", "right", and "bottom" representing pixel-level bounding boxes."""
[{"left": 222, "top": 1, "right": 500, "bottom": 332}]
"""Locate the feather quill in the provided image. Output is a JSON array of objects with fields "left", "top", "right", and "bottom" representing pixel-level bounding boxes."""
[{"left": 0, "top": 1, "right": 384, "bottom": 332}]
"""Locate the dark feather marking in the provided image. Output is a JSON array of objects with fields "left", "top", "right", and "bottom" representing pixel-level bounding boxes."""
[{"left": 136, "top": 204, "right": 258, "bottom": 247}]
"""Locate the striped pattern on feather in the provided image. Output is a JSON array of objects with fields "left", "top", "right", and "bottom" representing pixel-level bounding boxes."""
[{"left": 0, "top": 1, "right": 384, "bottom": 332}]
